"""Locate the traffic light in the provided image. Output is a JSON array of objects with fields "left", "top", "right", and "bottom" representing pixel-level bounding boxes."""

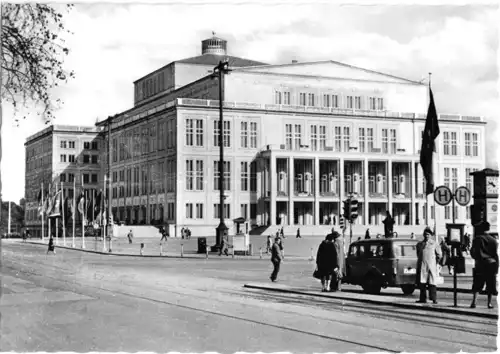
[
  {"left": 342, "top": 199, "right": 350, "bottom": 220},
  {"left": 349, "top": 199, "right": 359, "bottom": 221},
  {"left": 339, "top": 216, "right": 345, "bottom": 229}
]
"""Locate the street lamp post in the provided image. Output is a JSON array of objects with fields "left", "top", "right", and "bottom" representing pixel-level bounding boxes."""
[{"left": 214, "top": 61, "right": 231, "bottom": 249}]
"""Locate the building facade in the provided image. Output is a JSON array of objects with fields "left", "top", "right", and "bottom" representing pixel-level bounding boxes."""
[
  {"left": 24, "top": 125, "right": 104, "bottom": 238},
  {"left": 26, "top": 36, "right": 486, "bottom": 237}
]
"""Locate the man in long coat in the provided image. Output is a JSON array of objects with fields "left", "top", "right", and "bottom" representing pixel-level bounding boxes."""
[
  {"left": 332, "top": 231, "right": 345, "bottom": 291},
  {"left": 416, "top": 227, "right": 442, "bottom": 304}
]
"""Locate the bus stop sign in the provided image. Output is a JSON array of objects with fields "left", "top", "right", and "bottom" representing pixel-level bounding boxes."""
[
  {"left": 434, "top": 185, "right": 452, "bottom": 206},
  {"left": 454, "top": 186, "right": 471, "bottom": 206}
]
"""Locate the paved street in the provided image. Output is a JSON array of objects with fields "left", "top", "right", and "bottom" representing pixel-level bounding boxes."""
[{"left": 1, "top": 241, "right": 497, "bottom": 352}]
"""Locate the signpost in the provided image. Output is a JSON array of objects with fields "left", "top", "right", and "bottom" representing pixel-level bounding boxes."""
[{"left": 433, "top": 185, "right": 470, "bottom": 307}]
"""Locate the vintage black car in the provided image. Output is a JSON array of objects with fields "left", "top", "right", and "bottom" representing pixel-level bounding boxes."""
[{"left": 343, "top": 238, "right": 419, "bottom": 295}]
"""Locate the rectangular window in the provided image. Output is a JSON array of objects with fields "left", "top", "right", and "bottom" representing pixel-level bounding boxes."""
[
  {"left": 294, "top": 124, "right": 301, "bottom": 150},
  {"left": 213, "top": 120, "right": 231, "bottom": 147},
  {"left": 310, "top": 125, "right": 318, "bottom": 151},
  {"left": 91, "top": 174, "right": 98, "bottom": 183},
  {"left": 359, "top": 128, "right": 365, "bottom": 153},
  {"left": 283, "top": 92, "right": 290, "bottom": 105},
  {"left": 186, "top": 203, "right": 193, "bottom": 219},
  {"left": 354, "top": 96, "right": 361, "bottom": 109},
  {"left": 367, "top": 128, "right": 374, "bottom": 152},
  {"left": 382, "top": 129, "right": 388, "bottom": 154},
  {"left": 377, "top": 98, "right": 384, "bottom": 110},
  {"left": 390, "top": 129, "right": 397, "bottom": 154},
  {"left": 452, "top": 168, "right": 458, "bottom": 191},
  {"left": 250, "top": 161, "right": 257, "bottom": 192},
  {"left": 60, "top": 174, "right": 66, "bottom": 182},
  {"left": 343, "top": 127, "right": 350, "bottom": 151},
  {"left": 472, "top": 133, "right": 478, "bottom": 156},
  {"left": 241, "top": 162, "right": 248, "bottom": 191},
  {"left": 150, "top": 124, "right": 157, "bottom": 152},
  {"left": 250, "top": 122, "right": 257, "bottom": 148},
  {"left": 186, "top": 119, "right": 194, "bottom": 146},
  {"left": 464, "top": 133, "right": 471, "bottom": 156},
  {"left": 307, "top": 93, "right": 315, "bottom": 106},
  {"left": 195, "top": 119, "right": 203, "bottom": 146},
  {"left": 323, "top": 94, "right": 330, "bottom": 107},
  {"left": 285, "top": 124, "right": 293, "bottom": 150},
  {"left": 465, "top": 168, "right": 472, "bottom": 191},
  {"left": 250, "top": 203, "right": 257, "bottom": 219},
  {"left": 69, "top": 141, "right": 75, "bottom": 149},
  {"left": 274, "top": 90, "right": 282, "bottom": 104},
  {"left": 240, "top": 204, "right": 248, "bottom": 219},
  {"left": 299, "top": 92, "right": 306, "bottom": 106},
  {"left": 60, "top": 140, "right": 67, "bottom": 149},
  {"left": 451, "top": 132, "right": 457, "bottom": 156},
  {"left": 83, "top": 155, "right": 90, "bottom": 164},
  {"left": 196, "top": 160, "right": 204, "bottom": 191},
  {"left": 346, "top": 96, "right": 353, "bottom": 109},
  {"left": 335, "top": 126, "right": 342, "bottom": 151},
  {"left": 142, "top": 128, "right": 149, "bottom": 154},
  {"left": 91, "top": 155, "right": 98, "bottom": 164},
  {"left": 186, "top": 160, "right": 194, "bottom": 190},
  {"left": 214, "top": 204, "right": 230, "bottom": 219},
  {"left": 84, "top": 142, "right": 90, "bottom": 150},
  {"left": 91, "top": 141, "right": 98, "bottom": 150},
  {"left": 444, "top": 167, "right": 450, "bottom": 188},
  {"left": 319, "top": 125, "right": 326, "bottom": 151},
  {"left": 60, "top": 154, "right": 66, "bottom": 163},
  {"left": 68, "top": 173, "right": 75, "bottom": 183},
  {"left": 369, "top": 97, "right": 376, "bottom": 110},
  {"left": 214, "top": 161, "right": 231, "bottom": 190},
  {"left": 158, "top": 122, "right": 165, "bottom": 150},
  {"left": 445, "top": 206, "right": 451, "bottom": 220},
  {"left": 443, "top": 132, "right": 450, "bottom": 155},
  {"left": 196, "top": 203, "right": 203, "bottom": 219},
  {"left": 241, "top": 122, "right": 248, "bottom": 148}
]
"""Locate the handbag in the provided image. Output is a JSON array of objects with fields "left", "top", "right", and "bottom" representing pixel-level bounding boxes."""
[{"left": 313, "top": 268, "right": 321, "bottom": 279}]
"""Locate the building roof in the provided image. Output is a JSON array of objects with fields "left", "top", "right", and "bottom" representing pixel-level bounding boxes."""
[{"left": 176, "top": 54, "right": 267, "bottom": 67}]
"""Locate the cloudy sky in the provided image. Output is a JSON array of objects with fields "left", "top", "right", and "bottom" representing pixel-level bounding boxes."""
[{"left": 1, "top": 1, "right": 498, "bottom": 203}]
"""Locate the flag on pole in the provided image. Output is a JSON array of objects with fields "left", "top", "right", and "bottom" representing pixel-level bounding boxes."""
[
  {"left": 77, "top": 194, "right": 85, "bottom": 215},
  {"left": 37, "top": 188, "right": 42, "bottom": 204},
  {"left": 49, "top": 190, "right": 62, "bottom": 217},
  {"left": 419, "top": 88, "right": 440, "bottom": 195}
]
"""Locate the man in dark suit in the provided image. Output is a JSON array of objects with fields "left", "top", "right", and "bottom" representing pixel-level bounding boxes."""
[{"left": 470, "top": 221, "right": 498, "bottom": 309}]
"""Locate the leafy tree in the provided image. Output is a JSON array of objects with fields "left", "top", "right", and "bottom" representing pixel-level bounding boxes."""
[
  {"left": 1, "top": 3, "right": 75, "bottom": 124},
  {"left": 0, "top": 4, "right": 74, "bottom": 203}
]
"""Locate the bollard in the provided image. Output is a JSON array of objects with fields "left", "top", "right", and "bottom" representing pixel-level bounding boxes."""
[
  {"left": 181, "top": 244, "right": 184, "bottom": 258},
  {"left": 259, "top": 247, "right": 263, "bottom": 259},
  {"left": 160, "top": 243, "right": 163, "bottom": 256},
  {"left": 140, "top": 243, "right": 144, "bottom": 256},
  {"left": 206, "top": 247, "right": 208, "bottom": 259},
  {"left": 232, "top": 246, "right": 235, "bottom": 259}
]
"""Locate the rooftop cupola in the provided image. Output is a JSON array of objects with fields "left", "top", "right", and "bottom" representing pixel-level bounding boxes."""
[{"left": 201, "top": 33, "right": 227, "bottom": 55}]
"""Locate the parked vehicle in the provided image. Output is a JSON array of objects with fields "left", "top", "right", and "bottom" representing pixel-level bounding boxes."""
[{"left": 343, "top": 238, "right": 418, "bottom": 295}]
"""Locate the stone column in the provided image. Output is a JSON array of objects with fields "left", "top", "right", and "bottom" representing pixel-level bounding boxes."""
[
  {"left": 410, "top": 161, "right": 416, "bottom": 225},
  {"left": 288, "top": 157, "right": 294, "bottom": 225},
  {"left": 314, "top": 157, "right": 320, "bottom": 225},
  {"left": 364, "top": 159, "right": 369, "bottom": 225},
  {"left": 388, "top": 160, "right": 393, "bottom": 215},
  {"left": 270, "top": 154, "right": 276, "bottom": 226}
]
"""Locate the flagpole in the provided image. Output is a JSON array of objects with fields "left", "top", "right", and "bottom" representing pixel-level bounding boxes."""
[
  {"left": 103, "top": 176, "right": 107, "bottom": 252},
  {"left": 61, "top": 182, "right": 66, "bottom": 246},
  {"left": 48, "top": 184, "right": 51, "bottom": 241},
  {"left": 72, "top": 178, "right": 76, "bottom": 248},
  {"left": 41, "top": 182, "right": 44, "bottom": 241},
  {"left": 82, "top": 175, "right": 86, "bottom": 249}
]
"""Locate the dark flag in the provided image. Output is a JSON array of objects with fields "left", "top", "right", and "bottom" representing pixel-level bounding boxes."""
[
  {"left": 63, "top": 197, "right": 71, "bottom": 221},
  {"left": 94, "top": 191, "right": 102, "bottom": 218},
  {"left": 37, "top": 189, "right": 42, "bottom": 204},
  {"left": 420, "top": 88, "right": 440, "bottom": 195}
]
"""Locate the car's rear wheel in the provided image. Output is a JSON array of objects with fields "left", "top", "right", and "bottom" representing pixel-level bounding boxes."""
[
  {"left": 362, "top": 275, "right": 382, "bottom": 294},
  {"left": 401, "top": 284, "right": 416, "bottom": 295}
]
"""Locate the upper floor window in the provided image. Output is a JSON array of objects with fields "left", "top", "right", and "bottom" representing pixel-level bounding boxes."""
[
  {"left": 323, "top": 94, "right": 339, "bottom": 108},
  {"left": 142, "top": 128, "right": 149, "bottom": 154},
  {"left": 214, "top": 161, "right": 231, "bottom": 190},
  {"left": 241, "top": 162, "right": 249, "bottom": 191},
  {"left": 369, "top": 97, "right": 384, "bottom": 110},
  {"left": 294, "top": 124, "right": 302, "bottom": 150},
  {"left": 307, "top": 93, "right": 315, "bottom": 107},
  {"left": 195, "top": 120, "right": 203, "bottom": 147},
  {"left": 382, "top": 129, "right": 389, "bottom": 154},
  {"left": 285, "top": 124, "right": 293, "bottom": 150},
  {"left": 299, "top": 92, "right": 306, "bottom": 106},
  {"left": 343, "top": 127, "right": 350, "bottom": 151},
  {"left": 213, "top": 120, "right": 231, "bottom": 147},
  {"left": 354, "top": 96, "right": 362, "bottom": 110},
  {"left": 451, "top": 168, "right": 458, "bottom": 191},
  {"left": 359, "top": 128, "right": 366, "bottom": 153},
  {"left": 250, "top": 161, "right": 257, "bottom": 192},
  {"left": 390, "top": 129, "right": 397, "bottom": 154},
  {"left": 68, "top": 173, "right": 75, "bottom": 183},
  {"left": 60, "top": 173, "right": 66, "bottom": 182},
  {"left": 60, "top": 140, "right": 67, "bottom": 149},
  {"left": 310, "top": 125, "right": 318, "bottom": 151},
  {"left": 150, "top": 124, "right": 157, "bottom": 152},
  {"left": 274, "top": 90, "right": 290, "bottom": 105},
  {"left": 60, "top": 154, "right": 66, "bottom": 162},
  {"left": 91, "top": 141, "right": 98, "bottom": 150},
  {"left": 250, "top": 122, "right": 257, "bottom": 149},
  {"left": 241, "top": 122, "right": 248, "bottom": 148},
  {"left": 444, "top": 167, "right": 450, "bottom": 188},
  {"left": 91, "top": 155, "right": 98, "bottom": 164},
  {"left": 346, "top": 96, "right": 353, "bottom": 109},
  {"left": 84, "top": 142, "right": 90, "bottom": 150},
  {"left": 472, "top": 133, "right": 478, "bottom": 156},
  {"left": 451, "top": 132, "right": 458, "bottom": 155},
  {"left": 443, "top": 132, "right": 451, "bottom": 155},
  {"left": 68, "top": 141, "right": 75, "bottom": 149}
]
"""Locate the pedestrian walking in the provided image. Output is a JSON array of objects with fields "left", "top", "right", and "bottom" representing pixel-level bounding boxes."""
[
  {"left": 280, "top": 227, "right": 284, "bottom": 238},
  {"left": 439, "top": 237, "right": 453, "bottom": 275},
  {"left": 332, "top": 231, "right": 344, "bottom": 291},
  {"left": 470, "top": 221, "right": 498, "bottom": 309},
  {"left": 219, "top": 237, "right": 229, "bottom": 256},
  {"left": 266, "top": 235, "right": 273, "bottom": 254},
  {"left": 140, "top": 243, "right": 145, "bottom": 256},
  {"left": 270, "top": 237, "right": 283, "bottom": 282},
  {"left": 47, "top": 235, "right": 56, "bottom": 255},
  {"left": 160, "top": 226, "right": 168, "bottom": 242},
  {"left": 364, "top": 228, "right": 371, "bottom": 240},
  {"left": 464, "top": 233, "right": 471, "bottom": 255},
  {"left": 416, "top": 227, "right": 442, "bottom": 304},
  {"left": 383, "top": 211, "right": 395, "bottom": 238},
  {"left": 296, "top": 227, "right": 301, "bottom": 238},
  {"left": 181, "top": 227, "right": 185, "bottom": 239},
  {"left": 315, "top": 233, "right": 337, "bottom": 292},
  {"left": 127, "top": 229, "right": 133, "bottom": 244}
]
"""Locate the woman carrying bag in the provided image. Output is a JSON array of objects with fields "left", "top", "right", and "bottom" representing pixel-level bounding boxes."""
[{"left": 315, "top": 233, "right": 337, "bottom": 292}]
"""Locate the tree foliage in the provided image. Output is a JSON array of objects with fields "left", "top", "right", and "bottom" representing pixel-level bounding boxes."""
[{"left": 1, "top": 3, "right": 75, "bottom": 124}]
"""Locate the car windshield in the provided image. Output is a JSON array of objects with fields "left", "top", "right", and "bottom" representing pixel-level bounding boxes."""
[{"left": 393, "top": 244, "right": 417, "bottom": 257}]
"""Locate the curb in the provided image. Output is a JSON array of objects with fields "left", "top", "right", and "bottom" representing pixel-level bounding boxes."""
[{"left": 243, "top": 284, "right": 497, "bottom": 320}]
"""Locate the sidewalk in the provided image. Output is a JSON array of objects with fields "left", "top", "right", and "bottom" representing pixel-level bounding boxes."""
[{"left": 244, "top": 282, "right": 498, "bottom": 319}]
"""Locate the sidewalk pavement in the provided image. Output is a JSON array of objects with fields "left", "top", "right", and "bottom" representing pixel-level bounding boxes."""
[{"left": 244, "top": 282, "right": 498, "bottom": 319}]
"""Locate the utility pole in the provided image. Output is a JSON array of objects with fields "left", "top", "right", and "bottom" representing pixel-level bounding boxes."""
[{"left": 213, "top": 61, "right": 231, "bottom": 248}]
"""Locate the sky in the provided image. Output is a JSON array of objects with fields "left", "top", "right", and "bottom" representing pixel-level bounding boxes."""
[{"left": 1, "top": 1, "right": 498, "bottom": 203}]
